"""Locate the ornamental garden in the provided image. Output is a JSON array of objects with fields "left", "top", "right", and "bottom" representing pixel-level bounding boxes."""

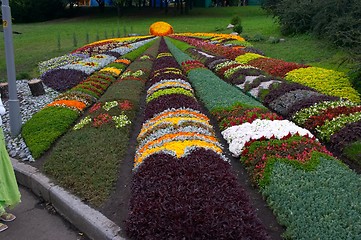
[{"left": 11, "top": 22, "right": 361, "bottom": 239}]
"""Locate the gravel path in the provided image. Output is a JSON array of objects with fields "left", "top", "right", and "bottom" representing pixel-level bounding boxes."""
[{"left": 2, "top": 80, "right": 60, "bottom": 161}]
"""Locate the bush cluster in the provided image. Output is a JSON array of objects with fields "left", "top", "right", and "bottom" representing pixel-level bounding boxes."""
[
  {"left": 10, "top": 0, "right": 65, "bottom": 23},
  {"left": 262, "top": 0, "right": 361, "bottom": 50}
]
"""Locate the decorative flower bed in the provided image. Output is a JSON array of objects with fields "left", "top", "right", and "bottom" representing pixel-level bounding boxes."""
[
  {"left": 169, "top": 35, "right": 361, "bottom": 165},
  {"left": 22, "top": 39, "right": 156, "bottom": 159},
  {"left": 42, "top": 38, "right": 161, "bottom": 206},
  {"left": 41, "top": 38, "right": 155, "bottom": 93}
]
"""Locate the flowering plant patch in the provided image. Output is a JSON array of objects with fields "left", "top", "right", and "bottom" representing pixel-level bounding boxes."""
[
  {"left": 235, "top": 53, "right": 266, "bottom": 64},
  {"left": 212, "top": 105, "right": 282, "bottom": 130},
  {"left": 285, "top": 67, "right": 361, "bottom": 102},
  {"left": 249, "top": 58, "right": 308, "bottom": 78},
  {"left": 46, "top": 99, "right": 86, "bottom": 112},
  {"left": 241, "top": 135, "right": 332, "bottom": 185},
  {"left": 73, "top": 100, "right": 133, "bottom": 130},
  {"left": 316, "top": 112, "right": 361, "bottom": 141},
  {"left": 303, "top": 106, "right": 361, "bottom": 130},
  {"left": 292, "top": 100, "right": 358, "bottom": 125},
  {"left": 99, "top": 67, "right": 122, "bottom": 77},
  {"left": 38, "top": 54, "right": 83, "bottom": 75},
  {"left": 181, "top": 60, "right": 207, "bottom": 73},
  {"left": 222, "top": 119, "right": 314, "bottom": 157}
]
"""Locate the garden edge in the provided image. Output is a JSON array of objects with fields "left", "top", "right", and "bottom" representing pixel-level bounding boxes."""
[{"left": 10, "top": 157, "right": 125, "bottom": 240}]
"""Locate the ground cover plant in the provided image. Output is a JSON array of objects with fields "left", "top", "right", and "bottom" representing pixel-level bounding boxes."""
[
  {"left": 43, "top": 38, "right": 161, "bottom": 206},
  {"left": 168, "top": 35, "right": 361, "bottom": 164},
  {"left": 166, "top": 37, "right": 361, "bottom": 239},
  {"left": 126, "top": 38, "right": 269, "bottom": 239}
]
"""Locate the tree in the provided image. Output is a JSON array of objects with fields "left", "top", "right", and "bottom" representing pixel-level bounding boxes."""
[{"left": 112, "top": 0, "right": 126, "bottom": 16}]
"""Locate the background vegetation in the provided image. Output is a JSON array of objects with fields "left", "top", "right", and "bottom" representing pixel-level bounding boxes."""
[{"left": 0, "top": 6, "right": 356, "bottom": 82}]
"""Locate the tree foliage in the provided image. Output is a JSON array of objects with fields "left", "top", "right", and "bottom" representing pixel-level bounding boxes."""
[
  {"left": 262, "top": 0, "right": 361, "bottom": 50},
  {"left": 9, "top": 0, "right": 66, "bottom": 22}
]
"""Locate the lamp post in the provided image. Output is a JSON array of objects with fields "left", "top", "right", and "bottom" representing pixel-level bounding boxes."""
[{"left": 1, "top": 0, "right": 22, "bottom": 136}]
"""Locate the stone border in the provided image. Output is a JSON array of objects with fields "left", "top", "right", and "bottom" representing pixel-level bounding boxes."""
[{"left": 11, "top": 158, "right": 125, "bottom": 240}]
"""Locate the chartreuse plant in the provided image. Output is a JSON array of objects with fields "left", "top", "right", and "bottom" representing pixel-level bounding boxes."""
[
  {"left": 21, "top": 107, "right": 79, "bottom": 159},
  {"left": 235, "top": 53, "right": 265, "bottom": 64},
  {"left": 43, "top": 38, "right": 160, "bottom": 206},
  {"left": 285, "top": 67, "right": 361, "bottom": 103}
]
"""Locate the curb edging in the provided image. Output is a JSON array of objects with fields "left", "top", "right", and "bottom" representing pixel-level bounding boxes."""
[{"left": 11, "top": 158, "right": 126, "bottom": 240}]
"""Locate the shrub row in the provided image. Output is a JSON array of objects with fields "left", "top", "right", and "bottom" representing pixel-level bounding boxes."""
[
  {"left": 166, "top": 37, "right": 361, "bottom": 240},
  {"left": 126, "top": 38, "right": 269, "bottom": 240}
]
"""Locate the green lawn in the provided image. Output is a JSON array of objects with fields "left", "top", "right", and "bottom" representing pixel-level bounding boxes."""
[{"left": 0, "top": 6, "right": 353, "bottom": 81}]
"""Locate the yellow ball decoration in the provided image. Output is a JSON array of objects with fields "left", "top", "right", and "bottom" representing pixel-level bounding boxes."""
[{"left": 149, "top": 21, "right": 174, "bottom": 36}]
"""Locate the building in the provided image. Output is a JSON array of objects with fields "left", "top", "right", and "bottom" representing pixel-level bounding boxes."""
[{"left": 90, "top": 0, "right": 114, "bottom": 6}]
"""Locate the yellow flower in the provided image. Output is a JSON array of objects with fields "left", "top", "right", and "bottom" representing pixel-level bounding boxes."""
[
  {"left": 134, "top": 140, "right": 222, "bottom": 167},
  {"left": 286, "top": 67, "right": 361, "bottom": 102},
  {"left": 100, "top": 67, "right": 122, "bottom": 77}
]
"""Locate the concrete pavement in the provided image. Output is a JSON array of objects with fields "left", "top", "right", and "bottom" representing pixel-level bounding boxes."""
[
  {"left": 1, "top": 185, "right": 86, "bottom": 240},
  {"left": 7, "top": 158, "right": 126, "bottom": 240}
]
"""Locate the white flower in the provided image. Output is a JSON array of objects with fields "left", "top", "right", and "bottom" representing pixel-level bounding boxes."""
[{"left": 222, "top": 119, "right": 314, "bottom": 157}]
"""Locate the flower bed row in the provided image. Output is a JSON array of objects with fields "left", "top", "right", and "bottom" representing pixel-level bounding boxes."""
[
  {"left": 42, "top": 38, "right": 161, "bottom": 207},
  {"left": 41, "top": 37, "right": 155, "bottom": 92},
  {"left": 165, "top": 37, "right": 361, "bottom": 239},
  {"left": 22, "top": 39, "right": 156, "bottom": 159},
  {"left": 125, "top": 38, "right": 269, "bottom": 239},
  {"left": 38, "top": 36, "right": 153, "bottom": 75},
  {"left": 171, "top": 35, "right": 360, "bottom": 102},
  {"left": 169, "top": 36, "right": 361, "bottom": 164}
]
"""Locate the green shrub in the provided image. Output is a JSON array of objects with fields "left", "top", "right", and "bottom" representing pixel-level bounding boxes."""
[
  {"left": 233, "top": 24, "right": 243, "bottom": 34},
  {"left": 10, "top": 0, "right": 65, "bottom": 23},
  {"left": 230, "top": 15, "right": 241, "bottom": 25},
  {"left": 22, "top": 107, "right": 79, "bottom": 159}
]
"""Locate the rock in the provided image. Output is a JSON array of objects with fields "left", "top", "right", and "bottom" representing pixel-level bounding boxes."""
[
  {"left": 230, "top": 32, "right": 239, "bottom": 36},
  {"left": 227, "top": 24, "right": 235, "bottom": 29},
  {"left": 280, "top": 38, "right": 286, "bottom": 42}
]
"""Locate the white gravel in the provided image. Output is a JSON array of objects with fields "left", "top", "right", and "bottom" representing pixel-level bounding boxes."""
[{"left": 2, "top": 80, "right": 60, "bottom": 161}]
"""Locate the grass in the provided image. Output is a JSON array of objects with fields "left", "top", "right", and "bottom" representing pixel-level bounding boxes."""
[{"left": 0, "top": 6, "right": 354, "bottom": 81}]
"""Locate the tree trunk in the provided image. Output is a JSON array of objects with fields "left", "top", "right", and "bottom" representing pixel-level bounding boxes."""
[
  {"left": 0, "top": 83, "right": 8, "bottom": 99},
  {"left": 28, "top": 79, "right": 45, "bottom": 97}
]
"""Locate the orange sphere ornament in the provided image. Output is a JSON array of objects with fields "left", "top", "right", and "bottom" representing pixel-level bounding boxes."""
[{"left": 149, "top": 22, "right": 174, "bottom": 36}]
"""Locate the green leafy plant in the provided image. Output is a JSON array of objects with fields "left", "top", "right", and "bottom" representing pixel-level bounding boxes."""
[
  {"left": 233, "top": 24, "right": 243, "bottom": 34},
  {"left": 230, "top": 15, "right": 241, "bottom": 25}
]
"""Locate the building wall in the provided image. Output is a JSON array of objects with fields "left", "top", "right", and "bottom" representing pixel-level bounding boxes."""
[{"left": 90, "top": 0, "right": 114, "bottom": 6}]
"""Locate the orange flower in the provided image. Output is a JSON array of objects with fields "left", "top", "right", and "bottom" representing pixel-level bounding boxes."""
[
  {"left": 47, "top": 100, "right": 86, "bottom": 111},
  {"left": 115, "top": 59, "right": 131, "bottom": 65},
  {"left": 149, "top": 21, "right": 174, "bottom": 36}
]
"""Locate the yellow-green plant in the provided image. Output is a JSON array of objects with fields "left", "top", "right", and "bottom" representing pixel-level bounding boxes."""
[
  {"left": 285, "top": 67, "right": 361, "bottom": 103},
  {"left": 235, "top": 53, "right": 266, "bottom": 64}
]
